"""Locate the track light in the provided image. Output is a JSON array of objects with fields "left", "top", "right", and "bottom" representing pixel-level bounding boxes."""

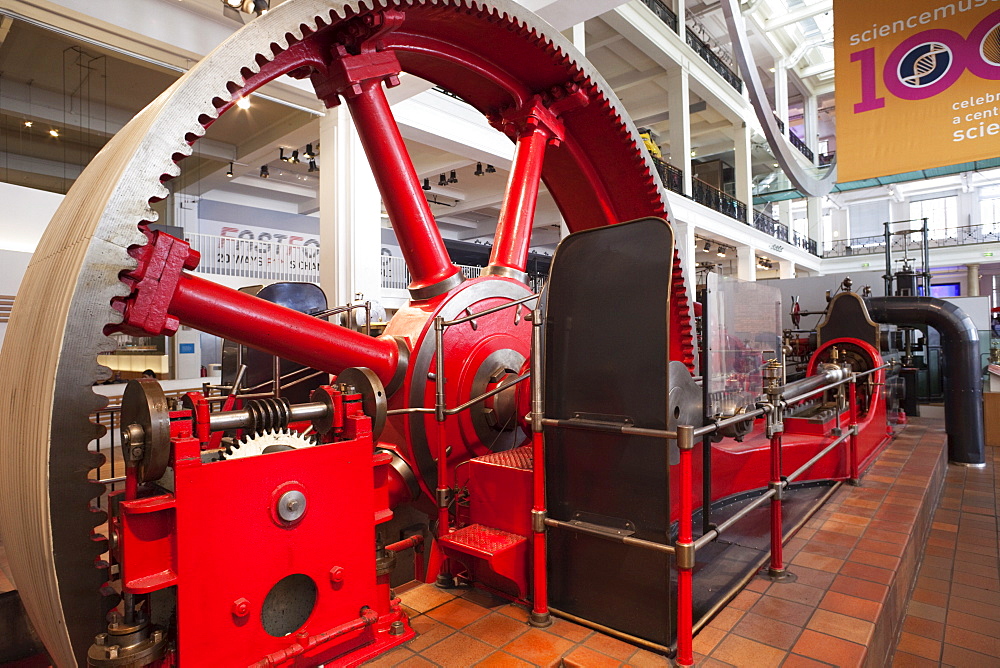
[
  {"left": 290, "top": 150, "right": 299, "bottom": 164},
  {"left": 235, "top": 96, "right": 250, "bottom": 110},
  {"left": 49, "top": 129, "right": 59, "bottom": 138},
  {"left": 703, "top": 241, "right": 711, "bottom": 252},
  {"left": 227, "top": 162, "right": 234, "bottom": 178},
  {"left": 438, "top": 174, "right": 447, "bottom": 187},
  {"left": 260, "top": 164, "right": 269, "bottom": 178},
  {"left": 23, "top": 120, "right": 32, "bottom": 128},
  {"left": 485, "top": 164, "right": 496, "bottom": 173},
  {"left": 308, "top": 159, "right": 318, "bottom": 173},
  {"left": 279, "top": 148, "right": 289, "bottom": 162},
  {"left": 716, "top": 246, "right": 726, "bottom": 258},
  {"left": 448, "top": 170, "right": 458, "bottom": 184},
  {"left": 422, "top": 178, "right": 431, "bottom": 190},
  {"left": 303, "top": 144, "right": 315, "bottom": 160},
  {"left": 474, "top": 162, "right": 484, "bottom": 176}
]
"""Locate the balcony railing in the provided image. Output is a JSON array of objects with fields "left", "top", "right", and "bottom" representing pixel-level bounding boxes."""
[
  {"left": 824, "top": 223, "right": 1000, "bottom": 258},
  {"left": 752, "top": 210, "right": 819, "bottom": 256},
  {"left": 685, "top": 30, "right": 743, "bottom": 92},
  {"left": 819, "top": 152, "right": 836, "bottom": 166},
  {"left": 652, "top": 156, "right": 684, "bottom": 195},
  {"left": 381, "top": 255, "right": 485, "bottom": 290},
  {"left": 774, "top": 114, "right": 785, "bottom": 134},
  {"left": 693, "top": 178, "right": 747, "bottom": 223},
  {"left": 187, "top": 233, "right": 321, "bottom": 283},
  {"left": 789, "top": 132, "right": 815, "bottom": 163},
  {"left": 639, "top": 0, "right": 679, "bottom": 32}
]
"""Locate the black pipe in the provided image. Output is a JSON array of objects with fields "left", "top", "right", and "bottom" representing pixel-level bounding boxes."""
[{"left": 866, "top": 296, "right": 984, "bottom": 466}]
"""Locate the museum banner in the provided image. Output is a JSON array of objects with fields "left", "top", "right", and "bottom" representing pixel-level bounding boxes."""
[{"left": 834, "top": 0, "right": 1000, "bottom": 182}]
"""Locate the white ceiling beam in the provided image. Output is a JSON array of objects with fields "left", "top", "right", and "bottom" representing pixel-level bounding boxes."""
[
  {"left": 798, "top": 61, "right": 834, "bottom": 78},
  {"left": 764, "top": 0, "right": 832, "bottom": 32}
]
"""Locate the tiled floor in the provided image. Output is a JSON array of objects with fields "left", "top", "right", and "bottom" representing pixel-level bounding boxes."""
[
  {"left": 374, "top": 583, "right": 674, "bottom": 667},
  {"left": 891, "top": 442, "right": 1000, "bottom": 666}
]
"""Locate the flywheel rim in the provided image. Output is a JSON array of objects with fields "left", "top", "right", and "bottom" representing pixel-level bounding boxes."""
[{"left": 0, "top": 1, "right": 692, "bottom": 665}]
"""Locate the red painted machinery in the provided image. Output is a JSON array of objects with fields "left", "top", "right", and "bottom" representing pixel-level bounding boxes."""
[{"left": 0, "top": 2, "right": 911, "bottom": 667}]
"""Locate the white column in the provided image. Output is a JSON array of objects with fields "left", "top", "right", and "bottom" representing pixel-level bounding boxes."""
[
  {"left": 319, "top": 104, "right": 383, "bottom": 311},
  {"left": 968, "top": 263, "right": 981, "bottom": 296},
  {"left": 888, "top": 199, "right": 909, "bottom": 224},
  {"left": 778, "top": 200, "right": 793, "bottom": 231},
  {"left": 804, "top": 94, "right": 819, "bottom": 163},
  {"left": 806, "top": 197, "right": 822, "bottom": 248},
  {"left": 734, "top": 121, "right": 752, "bottom": 207},
  {"left": 667, "top": 69, "right": 692, "bottom": 196},
  {"left": 774, "top": 58, "right": 789, "bottom": 131},
  {"left": 831, "top": 208, "right": 850, "bottom": 249},
  {"left": 736, "top": 244, "right": 756, "bottom": 281},
  {"left": 676, "top": 0, "right": 686, "bottom": 42},
  {"left": 673, "top": 219, "right": 697, "bottom": 302},
  {"left": 778, "top": 260, "right": 795, "bottom": 279},
  {"left": 572, "top": 22, "right": 586, "bottom": 54}
]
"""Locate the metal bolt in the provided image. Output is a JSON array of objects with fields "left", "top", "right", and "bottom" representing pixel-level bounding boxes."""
[
  {"left": 277, "top": 490, "right": 307, "bottom": 522},
  {"left": 94, "top": 633, "right": 107, "bottom": 646},
  {"left": 122, "top": 424, "right": 144, "bottom": 448},
  {"left": 329, "top": 566, "right": 345, "bottom": 584},
  {"left": 129, "top": 446, "right": 144, "bottom": 461},
  {"left": 106, "top": 646, "right": 120, "bottom": 659},
  {"left": 153, "top": 630, "right": 163, "bottom": 643},
  {"left": 390, "top": 620, "right": 405, "bottom": 636},
  {"left": 232, "top": 598, "right": 250, "bottom": 618}
]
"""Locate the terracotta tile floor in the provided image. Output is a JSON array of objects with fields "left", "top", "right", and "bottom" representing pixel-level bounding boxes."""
[{"left": 374, "top": 418, "right": 964, "bottom": 667}]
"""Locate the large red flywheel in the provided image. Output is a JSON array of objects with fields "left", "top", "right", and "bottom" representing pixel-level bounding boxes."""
[{"left": 0, "top": 1, "right": 694, "bottom": 665}]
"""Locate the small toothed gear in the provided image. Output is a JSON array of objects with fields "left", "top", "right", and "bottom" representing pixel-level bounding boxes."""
[{"left": 223, "top": 428, "right": 316, "bottom": 460}]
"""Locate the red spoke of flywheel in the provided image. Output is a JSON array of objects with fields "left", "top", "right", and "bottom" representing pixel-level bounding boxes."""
[
  {"left": 344, "top": 78, "right": 461, "bottom": 296},
  {"left": 487, "top": 123, "right": 550, "bottom": 276},
  {"left": 169, "top": 273, "right": 401, "bottom": 388}
]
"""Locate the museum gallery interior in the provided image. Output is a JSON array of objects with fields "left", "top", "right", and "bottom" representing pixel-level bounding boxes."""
[{"left": 1, "top": 0, "right": 1000, "bottom": 666}]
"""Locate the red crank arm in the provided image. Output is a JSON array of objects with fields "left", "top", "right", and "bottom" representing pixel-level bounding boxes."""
[
  {"left": 170, "top": 273, "right": 401, "bottom": 388},
  {"left": 115, "top": 231, "right": 402, "bottom": 391}
]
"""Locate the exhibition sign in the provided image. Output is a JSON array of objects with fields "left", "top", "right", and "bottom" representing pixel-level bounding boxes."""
[{"left": 835, "top": 0, "right": 1000, "bottom": 181}]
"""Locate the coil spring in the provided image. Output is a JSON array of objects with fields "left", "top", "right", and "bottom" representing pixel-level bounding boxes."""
[{"left": 244, "top": 397, "right": 292, "bottom": 433}]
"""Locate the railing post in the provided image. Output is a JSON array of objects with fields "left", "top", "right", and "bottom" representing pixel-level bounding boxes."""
[
  {"left": 528, "top": 308, "right": 551, "bottom": 627},
  {"left": 762, "top": 359, "right": 788, "bottom": 580},
  {"left": 848, "top": 374, "right": 860, "bottom": 484},
  {"left": 674, "top": 424, "right": 696, "bottom": 668}
]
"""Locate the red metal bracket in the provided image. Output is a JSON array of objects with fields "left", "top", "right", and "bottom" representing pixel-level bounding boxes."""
[
  {"left": 489, "top": 84, "right": 590, "bottom": 146},
  {"left": 116, "top": 231, "right": 200, "bottom": 337},
  {"left": 312, "top": 11, "right": 406, "bottom": 105}
]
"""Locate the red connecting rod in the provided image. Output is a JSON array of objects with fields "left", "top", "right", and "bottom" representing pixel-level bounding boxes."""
[{"left": 116, "top": 231, "right": 401, "bottom": 389}]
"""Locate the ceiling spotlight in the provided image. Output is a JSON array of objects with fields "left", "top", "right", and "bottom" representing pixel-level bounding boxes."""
[
  {"left": 49, "top": 129, "right": 59, "bottom": 138},
  {"left": 308, "top": 159, "right": 318, "bottom": 173},
  {"left": 438, "top": 173, "right": 447, "bottom": 187},
  {"left": 773, "top": 163, "right": 780, "bottom": 168},
  {"left": 223, "top": 0, "right": 242, "bottom": 7},
  {"left": 227, "top": 162, "right": 234, "bottom": 178},
  {"left": 474, "top": 162, "right": 484, "bottom": 176},
  {"left": 448, "top": 170, "right": 458, "bottom": 184},
  {"left": 716, "top": 246, "right": 726, "bottom": 258},
  {"left": 422, "top": 178, "right": 431, "bottom": 190},
  {"left": 303, "top": 144, "right": 316, "bottom": 160},
  {"left": 23, "top": 120, "right": 32, "bottom": 128},
  {"left": 485, "top": 164, "right": 496, "bottom": 173},
  {"left": 235, "top": 96, "right": 250, "bottom": 110},
  {"left": 691, "top": 150, "right": 697, "bottom": 157},
  {"left": 290, "top": 150, "right": 300, "bottom": 164},
  {"left": 260, "top": 164, "right": 269, "bottom": 178},
  {"left": 279, "top": 148, "right": 289, "bottom": 162},
  {"left": 703, "top": 240, "right": 711, "bottom": 252}
]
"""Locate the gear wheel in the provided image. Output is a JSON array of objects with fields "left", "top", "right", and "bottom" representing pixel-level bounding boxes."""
[{"left": 223, "top": 428, "right": 316, "bottom": 460}]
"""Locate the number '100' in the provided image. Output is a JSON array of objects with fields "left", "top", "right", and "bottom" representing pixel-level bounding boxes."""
[{"left": 850, "top": 9, "right": 1000, "bottom": 113}]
